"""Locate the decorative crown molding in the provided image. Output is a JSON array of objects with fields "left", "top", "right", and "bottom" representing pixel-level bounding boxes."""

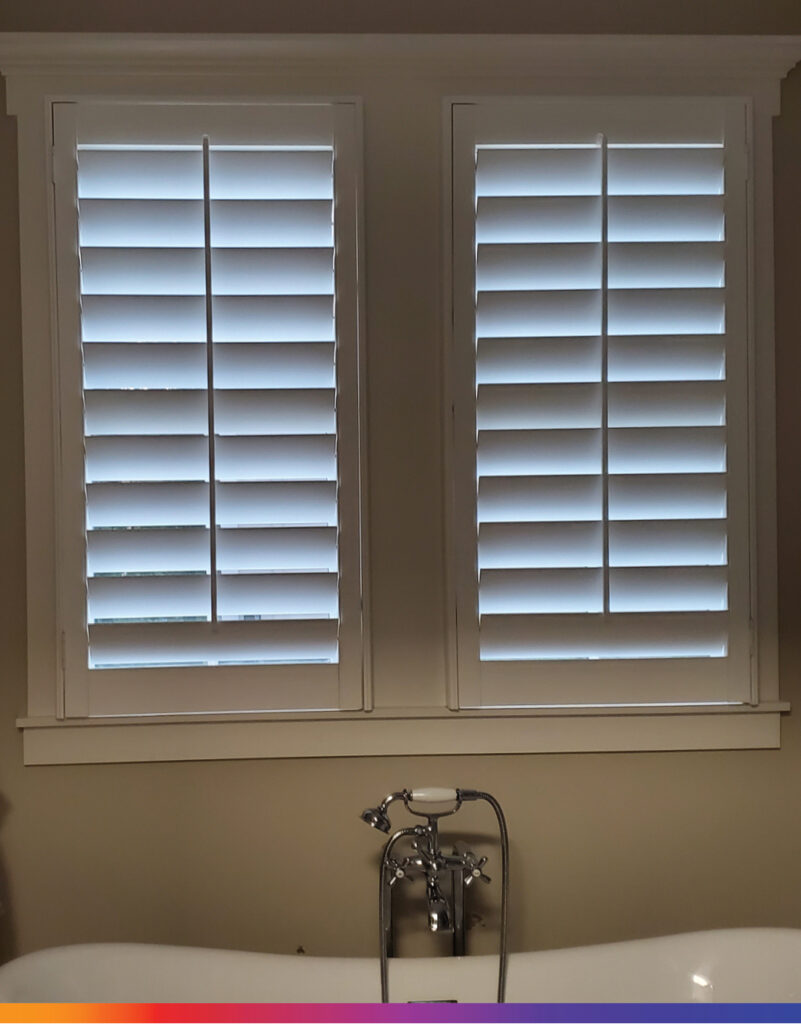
[{"left": 0, "top": 33, "right": 800, "bottom": 81}]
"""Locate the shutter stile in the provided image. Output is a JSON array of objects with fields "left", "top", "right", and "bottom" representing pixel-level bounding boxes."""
[
  {"left": 454, "top": 101, "right": 749, "bottom": 706},
  {"left": 78, "top": 140, "right": 341, "bottom": 671}
]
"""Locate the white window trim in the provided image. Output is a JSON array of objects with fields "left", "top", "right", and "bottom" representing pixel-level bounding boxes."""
[{"left": 1, "top": 33, "right": 798, "bottom": 764}]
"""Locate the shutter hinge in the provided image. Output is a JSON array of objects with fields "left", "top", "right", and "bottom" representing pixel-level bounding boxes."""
[
  {"left": 57, "top": 630, "right": 66, "bottom": 720},
  {"left": 748, "top": 619, "right": 759, "bottom": 707},
  {"left": 50, "top": 143, "right": 71, "bottom": 189}
]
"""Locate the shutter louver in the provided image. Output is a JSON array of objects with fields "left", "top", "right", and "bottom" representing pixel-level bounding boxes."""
[
  {"left": 77, "top": 137, "right": 343, "bottom": 674},
  {"left": 454, "top": 101, "right": 750, "bottom": 707}
]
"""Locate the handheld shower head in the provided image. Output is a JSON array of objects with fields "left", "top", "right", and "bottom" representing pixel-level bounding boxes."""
[
  {"left": 360, "top": 787, "right": 466, "bottom": 835},
  {"left": 359, "top": 791, "right": 407, "bottom": 833},
  {"left": 360, "top": 805, "right": 392, "bottom": 833}
]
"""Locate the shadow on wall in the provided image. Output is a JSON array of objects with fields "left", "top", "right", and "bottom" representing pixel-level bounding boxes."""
[{"left": 0, "top": 794, "right": 17, "bottom": 964}]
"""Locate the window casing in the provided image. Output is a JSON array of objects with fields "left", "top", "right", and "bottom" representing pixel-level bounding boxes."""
[{"left": 1, "top": 34, "right": 795, "bottom": 763}]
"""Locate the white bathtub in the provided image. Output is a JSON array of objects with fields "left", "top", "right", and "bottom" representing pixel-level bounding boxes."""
[{"left": 0, "top": 929, "right": 799, "bottom": 1003}]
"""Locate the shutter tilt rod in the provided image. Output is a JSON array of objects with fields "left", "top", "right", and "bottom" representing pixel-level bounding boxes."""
[
  {"left": 202, "top": 136, "right": 219, "bottom": 623},
  {"left": 599, "top": 132, "right": 611, "bottom": 615}
]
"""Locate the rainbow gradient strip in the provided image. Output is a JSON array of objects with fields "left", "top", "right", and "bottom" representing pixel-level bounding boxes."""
[{"left": 1, "top": 1005, "right": 801, "bottom": 1023}]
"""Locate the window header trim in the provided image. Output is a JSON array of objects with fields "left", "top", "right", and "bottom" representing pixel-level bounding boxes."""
[{"left": 1, "top": 34, "right": 800, "bottom": 90}]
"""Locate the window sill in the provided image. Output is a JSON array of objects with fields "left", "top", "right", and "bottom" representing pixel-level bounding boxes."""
[{"left": 17, "top": 703, "right": 789, "bottom": 765}]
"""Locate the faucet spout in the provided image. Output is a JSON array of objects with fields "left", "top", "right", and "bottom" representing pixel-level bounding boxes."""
[
  {"left": 427, "top": 897, "right": 452, "bottom": 933},
  {"left": 426, "top": 878, "right": 453, "bottom": 933}
]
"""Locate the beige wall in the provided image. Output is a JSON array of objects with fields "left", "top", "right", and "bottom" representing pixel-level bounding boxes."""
[
  {"left": 1, "top": 0, "right": 801, "bottom": 965},
  {"left": 0, "top": 0, "right": 800, "bottom": 34}
]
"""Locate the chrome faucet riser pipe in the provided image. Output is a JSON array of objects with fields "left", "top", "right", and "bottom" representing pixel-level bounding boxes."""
[
  {"left": 378, "top": 826, "right": 420, "bottom": 1004},
  {"left": 470, "top": 791, "right": 510, "bottom": 1004}
]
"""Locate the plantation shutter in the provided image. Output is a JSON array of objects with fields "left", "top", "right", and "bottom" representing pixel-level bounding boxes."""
[
  {"left": 53, "top": 103, "right": 364, "bottom": 717},
  {"left": 452, "top": 99, "right": 752, "bottom": 708}
]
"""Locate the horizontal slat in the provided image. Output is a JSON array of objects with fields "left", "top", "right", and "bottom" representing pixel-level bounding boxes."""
[
  {"left": 608, "top": 288, "right": 725, "bottom": 335},
  {"left": 477, "top": 383, "right": 600, "bottom": 429},
  {"left": 479, "top": 568, "right": 603, "bottom": 614},
  {"left": 607, "top": 148, "right": 724, "bottom": 196},
  {"left": 476, "top": 197, "right": 601, "bottom": 244},
  {"left": 210, "top": 200, "right": 333, "bottom": 248},
  {"left": 479, "top": 522, "right": 602, "bottom": 568},
  {"left": 610, "top": 520, "right": 727, "bottom": 567},
  {"left": 608, "top": 337, "right": 725, "bottom": 382},
  {"left": 212, "top": 296, "right": 334, "bottom": 341},
  {"left": 610, "top": 566, "right": 728, "bottom": 612},
  {"left": 477, "top": 289, "right": 601, "bottom": 338},
  {"left": 608, "top": 381, "right": 725, "bottom": 427},
  {"left": 608, "top": 427, "right": 726, "bottom": 473},
  {"left": 217, "top": 481, "right": 337, "bottom": 527},
  {"left": 81, "top": 248, "right": 205, "bottom": 295},
  {"left": 475, "top": 657, "right": 740, "bottom": 703},
  {"left": 477, "top": 337, "right": 601, "bottom": 384},
  {"left": 87, "top": 527, "right": 210, "bottom": 575},
  {"left": 217, "top": 572, "right": 337, "bottom": 618},
  {"left": 79, "top": 199, "right": 204, "bottom": 248},
  {"left": 86, "top": 436, "right": 209, "bottom": 483},
  {"left": 86, "top": 482, "right": 209, "bottom": 528},
  {"left": 209, "top": 150, "right": 333, "bottom": 200},
  {"left": 81, "top": 295, "right": 206, "bottom": 342},
  {"left": 211, "top": 249, "right": 333, "bottom": 295},
  {"left": 480, "top": 611, "right": 728, "bottom": 660},
  {"left": 73, "top": 106, "right": 341, "bottom": 148},
  {"left": 608, "top": 196, "right": 724, "bottom": 242},
  {"left": 83, "top": 343, "right": 208, "bottom": 390},
  {"left": 478, "top": 429, "right": 601, "bottom": 476},
  {"left": 608, "top": 243, "right": 725, "bottom": 288},
  {"left": 84, "top": 390, "right": 207, "bottom": 436},
  {"left": 217, "top": 526, "right": 337, "bottom": 572},
  {"left": 78, "top": 149, "right": 203, "bottom": 199},
  {"left": 475, "top": 148, "right": 601, "bottom": 197},
  {"left": 476, "top": 243, "right": 601, "bottom": 290},
  {"left": 215, "top": 435, "right": 336, "bottom": 481},
  {"left": 213, "top": 343, "right": 335, "bottom": 389},
  {"left": 478, "top": 475, "right": 603, "bottom": 522},
  {"left": 89, "top": 574, "right": 209, "bottom": 622},
  {"left": 609, "top": 474, "right": 726, "bottom": 520},
  {"left": 214, "top": 389, "right": 335, "bottom": 435},
  {"left": 88, "top": 619, "right": 338, "bottom": 667}
]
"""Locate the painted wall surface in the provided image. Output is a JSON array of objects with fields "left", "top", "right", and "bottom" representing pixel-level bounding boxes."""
[{"left": 1, "top": 0, "right": 801, "bottom": 966}]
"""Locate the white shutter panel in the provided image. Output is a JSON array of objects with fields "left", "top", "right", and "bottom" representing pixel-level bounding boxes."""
[
  {"left": 208, "top": 146, "right": 338, "bottom": 636},
  {"left": 79, "top": 147, "right": 211, "bottom": 649},
  {"left": 452, "top": 100, "right": 751, "bottom": 708},
  {"left": 54, "top": 103, "right": 364, "bottom": 716}
]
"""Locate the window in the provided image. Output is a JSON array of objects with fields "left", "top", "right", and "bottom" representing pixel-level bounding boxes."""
[
  {"left": 2, "top": 35, "right": 795, "bottom": 763},
  {"left": 51, "top": 101, "right": 366, "bottom": 718},
  {"left": 450, "top": 98, "right": 753, "bottom": 709}
]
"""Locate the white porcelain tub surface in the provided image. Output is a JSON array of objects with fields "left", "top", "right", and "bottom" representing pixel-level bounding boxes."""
[{"left": 0, "top": 928, "right": 799, "bottom": 1003}]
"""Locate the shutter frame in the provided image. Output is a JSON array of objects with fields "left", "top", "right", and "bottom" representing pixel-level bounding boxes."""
[
  {"left": 451, "top": 97, "right": 754, "bottom": 709},
  {"left": 52, "top": 100, "right": 366, "bottom": 717}
]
